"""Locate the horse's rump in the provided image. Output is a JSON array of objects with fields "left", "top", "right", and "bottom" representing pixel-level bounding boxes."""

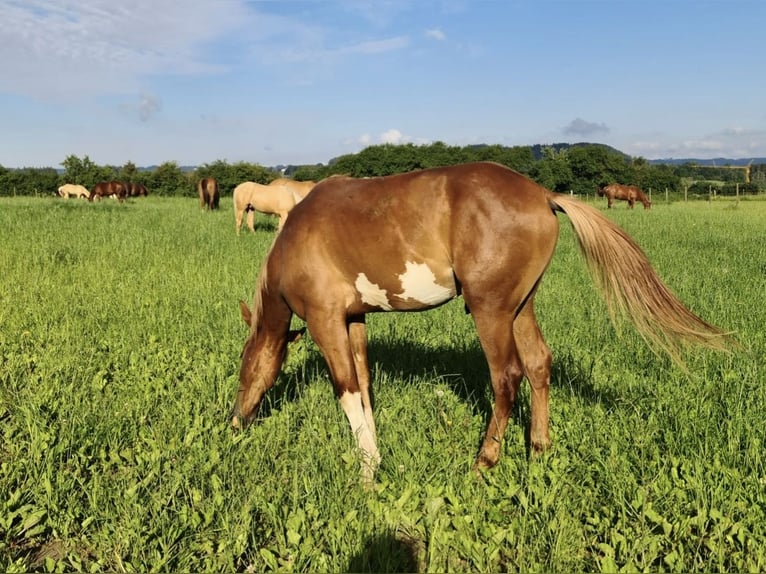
[{"left": 198, "top": 178, "right": 219, "bottom": 210}]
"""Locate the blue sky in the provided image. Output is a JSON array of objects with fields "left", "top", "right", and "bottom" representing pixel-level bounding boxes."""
[{"left": 1, "top": 0, "right": 764, "bottom": 168}]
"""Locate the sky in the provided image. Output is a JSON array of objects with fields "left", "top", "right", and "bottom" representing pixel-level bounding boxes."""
[{"left": 1, "top": 0, "right": 765, "bottom": 169}]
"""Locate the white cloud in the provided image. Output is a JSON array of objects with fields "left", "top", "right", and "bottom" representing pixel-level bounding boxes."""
[
  {"left": 380, "top": 129, "right": 406, "bottom": 144},
  {"left": 425, "top": 28, "right": 446, "bottom": 41},
  {"left": 0, "top": 0, "right": 248, "bottom": 99},
  {"left": 563, "top": 118, "right": 610, "bottom": 138}
]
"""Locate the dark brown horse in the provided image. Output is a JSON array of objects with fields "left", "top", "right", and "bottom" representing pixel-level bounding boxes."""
[
  {"left": 89, "top": 181, "right": 127, "bottom": 203},
  {"left": 126, "top": 182, "right": 148, "bottom": 197},
  {"left": 198, "top": 178, "right": 220, "bottom": 210},
  {"left": 597, "top": 183, "right": 651, "bottom": 209},
  {"left": 234, "top": 162, "right": 730, "bottom": 482}
]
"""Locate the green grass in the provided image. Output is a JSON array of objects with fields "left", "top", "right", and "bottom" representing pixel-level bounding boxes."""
[{"left": 1, "top": 195, "right": 764, "bottom": 572}]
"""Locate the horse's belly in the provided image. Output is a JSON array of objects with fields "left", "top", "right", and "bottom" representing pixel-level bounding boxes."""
[{"left": 353, "top": 261, "right": 457, "bottom": 312}]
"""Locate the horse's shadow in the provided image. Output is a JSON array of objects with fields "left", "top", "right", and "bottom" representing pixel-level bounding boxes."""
[
  {"left": 345, "top": 530, "right": 422, "bottom": 573},
  {"left": 254, "top": 332, "right": 622, "bottom": 451}
]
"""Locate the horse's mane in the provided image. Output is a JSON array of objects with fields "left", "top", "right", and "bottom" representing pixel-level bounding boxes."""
[{"left": 249, "top": 236, "right": 279, "bottom": 335}]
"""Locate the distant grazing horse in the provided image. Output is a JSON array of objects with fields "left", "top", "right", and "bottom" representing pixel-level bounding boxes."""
[
  {"left": 198, "top": 178, "right": 220, "bottom": 210},
  {"left": 597, "top": 184, "right": 651, "bottom": 209},
  {"left": 233, "top": 162, "right": 730, "bottom": 483},
  {"left": 57, "top": 183, "right": 89, "bottom": 199},
  {"left": 89, "top": 181, "right": 127, "bottom": 203},
  {"left": 126, "top": 182, "right": 148, "bottom": 197},
  {"left": 232, "top": 179, "right": 315, "bottom": 234}
]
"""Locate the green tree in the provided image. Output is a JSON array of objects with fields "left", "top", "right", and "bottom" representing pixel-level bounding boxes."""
[
  {"left": 194, "top": 160, "right": 276, "bottom": 196},
  {"left": 119, "top": 161, "right": 140, "bottom": 183},
  {"left": 530, "top": 146, "right": 574, "bottom": 193},
  {"left": 61, "top": 154, "right": 102, "bottom": 189},
  {"left": 567, "top": 145, "right": 629, "bottom": 194},
  {"left": 149, "top": 161, "right": 188, "bottom": 196}
]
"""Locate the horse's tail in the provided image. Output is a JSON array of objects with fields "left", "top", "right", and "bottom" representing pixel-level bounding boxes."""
[{"left": 548, "top": 193, "right": 733, "bottom": 363}]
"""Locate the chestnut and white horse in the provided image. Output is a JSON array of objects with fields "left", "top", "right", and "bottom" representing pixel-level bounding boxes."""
[{"left": 234, "top": 162, "right": 730, "bottom": 483}]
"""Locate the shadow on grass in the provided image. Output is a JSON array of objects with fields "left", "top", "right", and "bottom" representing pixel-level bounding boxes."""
[
  {"left": 248, "top": 334, "right": 624, "bottom": 453},
  {"left": 346, "top": 530, "right": 422, "bottom": 573}
]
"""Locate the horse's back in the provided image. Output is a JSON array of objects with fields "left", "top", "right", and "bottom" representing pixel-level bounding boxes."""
[
  {"left": 276, "top": 163, "right": 558, "bottom": 315},
  {"left": 235, "top": 181, "right": 294, "bottom": 212}
]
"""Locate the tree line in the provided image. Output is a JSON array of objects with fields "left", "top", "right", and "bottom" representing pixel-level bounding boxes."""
[{"left": 1, "top": 143, "right": 763, "bottom": 198}]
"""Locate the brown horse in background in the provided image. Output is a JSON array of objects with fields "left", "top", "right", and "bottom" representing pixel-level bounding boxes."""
[
  {"left": 234, "top": 162, "right": 730, "bottom": 483},
  {"left": 598, "top": 183, "right": 651, "bottom": 209},
  {"left": 126, "top": 182, "right": 148, "bottom": 197},
  {"left": 198, "top": 178, "right": 220, "bottom": 210},
  {"left": 89, "top": 181, "right": 127, "bottom": 203}
]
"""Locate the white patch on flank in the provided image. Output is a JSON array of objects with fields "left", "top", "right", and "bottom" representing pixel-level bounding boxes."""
[
  {"left": 396, "top": 261, "right": 456, "bottom": 306},
  {"left": 355, "top": 273, "right": 393, "bottom": 310}
]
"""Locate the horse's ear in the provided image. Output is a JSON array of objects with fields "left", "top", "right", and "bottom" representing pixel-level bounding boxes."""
[
  {"left": 288, "top": 328, "right": 306, "bottom": 343},
  {"left": 239, "top": 300, "right": 252, "bottom": 327}
]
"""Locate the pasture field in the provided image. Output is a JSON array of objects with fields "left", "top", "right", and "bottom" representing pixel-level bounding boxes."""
[{"left": 1, "top": 195, "right": 764, "bottom": 572}]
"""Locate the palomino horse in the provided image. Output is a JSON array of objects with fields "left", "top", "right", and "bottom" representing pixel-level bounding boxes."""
[
  {"left": 269, "top": 177, "right": 316, "bottom": 204},
  {"left": 234, "top": 162, "right": 730, "bottom": 482},
  {"left": 232, "top": 179, "right": 316, "bottom": 234},
  {"left": 57, "top": 183, "right": 89, "bottom": 199},
  {"left": 198, "top": 178, "right": 220, "bottom": 210},
  {"left": 597, "top": 183, "right": 651, "bottom": 209},
  {"left": 89, "top": 181, "right": 127, "bottom": 203}
]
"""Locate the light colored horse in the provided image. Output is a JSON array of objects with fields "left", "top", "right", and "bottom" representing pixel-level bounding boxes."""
[
  {"left": 57, "top": 184, "right": 89, "bottom": 199},
  {"left": 269, "top": 178, "right": 316, "bottom": 204},
  {"left": 233, "top": 179, "right": 316, "bottom": 234},
  {"left": 234, "top": 162, "right": 732, "bottom": 484}
]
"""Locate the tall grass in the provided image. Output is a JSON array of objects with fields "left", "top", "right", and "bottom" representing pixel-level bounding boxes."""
[{"left": 1, "top": 196, "right": 764, "bottom": 572}]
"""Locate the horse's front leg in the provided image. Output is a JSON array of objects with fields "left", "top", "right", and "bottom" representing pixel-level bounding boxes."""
[
  {"left": 308, "top": 312, "right": 380, "bottom": 484},
  {"left": 349, "top": 316, "right": 376, "bottom": 442}
]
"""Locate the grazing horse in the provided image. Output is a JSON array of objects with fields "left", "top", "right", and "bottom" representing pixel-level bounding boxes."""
[
  {"left": 57, "top": 183, "right": 89, "bottom": 199},
  {"left": 198, "top": 178, "right": 220, "bottom": 210},
  {"left": 126, "top": 182, "right": 148, "bottom": 197},
  {"left": 597, "top": 184, "right": 651, "bottom": 209},
  {"left": 234, "top": 162, "right": 730, "bottom": 483},
  {"left": 89, "top": 181, "right": 127, "bottom": 203},
  {"left": 233, "top": 179, "right": 315, "bottom": 234}
]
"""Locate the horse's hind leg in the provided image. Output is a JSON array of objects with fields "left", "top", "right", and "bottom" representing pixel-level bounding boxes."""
[
  {"left": 513, "top": 300, "right": 552, "bottom": 453},
  {"left": 246, "top": 209, "right": 256, "bottom": 233},
  {"left": 470, "top": 309, "right": 525, "bottom": 470}
]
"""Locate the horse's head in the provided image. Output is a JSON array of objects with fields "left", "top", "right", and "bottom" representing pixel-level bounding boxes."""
[
  {"left": 232, "top": 299, "right": 304, "bottom": 429},
  {"left": 596, "top": 186, "right": 605, "bottom": 197}
]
